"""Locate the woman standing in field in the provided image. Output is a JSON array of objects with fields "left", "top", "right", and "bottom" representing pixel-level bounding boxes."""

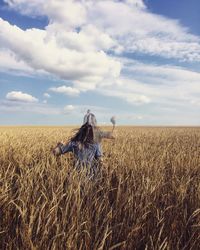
[
  {"left": 53, "top": 112, "right": 115, "bottom": 177},
  {"left": 83, "top": 110, "right": 115, "bottom": 158}
]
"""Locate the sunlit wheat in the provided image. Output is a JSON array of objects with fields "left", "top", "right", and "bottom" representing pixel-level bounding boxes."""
[{"left": 0, "top": 126, "right": 200, "bottom": 249}]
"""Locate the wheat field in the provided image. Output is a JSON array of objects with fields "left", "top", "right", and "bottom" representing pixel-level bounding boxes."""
[{"left": 0, "top": 126, "right": 200, "bottom": 250}]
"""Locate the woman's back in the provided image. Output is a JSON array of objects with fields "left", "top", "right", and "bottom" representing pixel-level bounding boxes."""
[{"left": 60, "top": 141, "right": 101, "bottom": 165}]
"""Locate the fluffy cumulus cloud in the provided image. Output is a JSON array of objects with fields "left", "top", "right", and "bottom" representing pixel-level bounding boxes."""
[
  {"left": 0, "top": 49, "right": 34, "bottom": 75},
  {"left": 6, "top": 91, "right": 38, "bottom": 103},
  {"left": 0, "top": 17, "right": 121, "bottom": 91},
  {"left": 4, "top": 0, "right": 87, "bottom": 28},
  {"left": 3, "top": 0, "right": 200, "bottom": 62},
  {"left": 1, "top": 0, "right": 200, "bottom": 119},
  {"left": 1, "top": 0, "right": 200, "bottom": 79}
]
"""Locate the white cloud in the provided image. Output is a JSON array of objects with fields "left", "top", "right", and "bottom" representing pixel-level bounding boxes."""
[
  {"left": 0, "top": 17, "right": 121, "bottom": 91},
  {"left": 64, "top": 105, "right": 75, "bottom": 113},
  {"left": 98, "top": 83, "right": 152, "bottom": 105},
  {"left": 89, "top": 0, "right": 200, "bottom": 61},
  {"left": 6, "top": 91, "right": 38, "bottom": 103},
  {"left": 3, "top": 0, "right": 44, "bottom": 16},
  {"left": 122, "top": 59, "right": 200, "bottom": 103},
  {"left": 4, "top": 0, "right": 87, "bottom": 28},
  {"left": 49, "top": 86, "right": 80, "bottom": 96},
  {"left": 1, "top": 0, "right": 200, "bottom": 88},
  {"left": 0, "top": 100, "right": 61, "bottom": 114},
  {"left": 2, "top": 0, "right": 200, "bottom": 63},
  {"left": 1, "top": 0, "right": 200, "bottom": 125},
  {"left": 125, "top": 0, "right": 146, "bottom": 9},
  {"left": 97, "top": 59, "right": 200, "bottom": 109},
  {"left": 44, "top": 0, "right": 87, "bottom": 28},
  {"left": 48, "top": 24, "right": 117, "bottom": 53},
  {"left": 43, "top": 93, "right": 51, "bottom": 98},
  {"left": 0, "top": 49, "right": 34, "bottom": 75}
]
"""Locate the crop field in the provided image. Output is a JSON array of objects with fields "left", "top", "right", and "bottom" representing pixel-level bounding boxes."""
[{"left": 0, "top": 126, "right": 200, "bottom": 250}]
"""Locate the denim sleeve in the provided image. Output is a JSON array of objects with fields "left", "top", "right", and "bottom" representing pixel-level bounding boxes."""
[{"left": 60, "top": 142, "right": 73, "bottom": 154}]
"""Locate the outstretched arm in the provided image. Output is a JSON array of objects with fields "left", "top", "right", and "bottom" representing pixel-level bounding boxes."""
[
  {"left": 53, "top": 141, "right": 73, "bottom": 156},
  {"left": 59, "top": 142, "right": 73, "bottom": 154}
]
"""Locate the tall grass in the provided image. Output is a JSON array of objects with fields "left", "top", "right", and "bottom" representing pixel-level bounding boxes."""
[{"left": 0, "top": 126, "right": 200, "bottom": 249}]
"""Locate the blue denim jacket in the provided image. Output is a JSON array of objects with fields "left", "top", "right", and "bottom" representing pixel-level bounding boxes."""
[{"left": 59, "top": 141, "right": 102, "bottom": 166}]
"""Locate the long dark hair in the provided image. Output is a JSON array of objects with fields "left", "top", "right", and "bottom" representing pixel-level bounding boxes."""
[{"left": 70, "top": 122, "right": 94, "bottom": 147}]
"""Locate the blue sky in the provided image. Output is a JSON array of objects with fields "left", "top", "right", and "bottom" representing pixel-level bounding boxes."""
[{"left": 0, "top": 0, "right": 200, "bottom": 125}]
